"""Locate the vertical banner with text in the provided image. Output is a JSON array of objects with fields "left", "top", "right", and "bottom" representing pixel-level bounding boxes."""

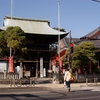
[
  {"left": 8, "top": 56, "right": 14, "bottom": 73},
  {"left": 40, "top": 57, "right": 43, "bottom": 77}
]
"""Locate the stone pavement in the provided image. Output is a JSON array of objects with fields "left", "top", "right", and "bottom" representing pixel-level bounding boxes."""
[
  {"left": 35, "top": 82, "right": 100, "bottom": 91},
  {"left": 0, "top": 82, "right": 100, "bottom": 91}
]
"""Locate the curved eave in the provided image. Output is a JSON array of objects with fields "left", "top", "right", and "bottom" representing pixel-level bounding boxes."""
[
  {"left": 0, "top": 26, "right": 68, "bottom": 37},
  {"left": 0, "top": 16, "right": 68, "bottom": 36},
  {"left": 0, "top": 26, "right": 6, "bottom": 31}
]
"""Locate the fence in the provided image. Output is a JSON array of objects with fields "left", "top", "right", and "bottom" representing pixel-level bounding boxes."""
[
  {"left": 0, "top": 72, "right": 100, "bottom": 87},
  {"left": 59, "top": 73, "right": 100, "bottom": 83},
  {"left": 73, "top": 73, "right": 100, "bottom": 82},
  {"left": 0, "top": 72, "right": 19, "bottom": 80},
  {"left": 0, "top": 72, "right": 19, "bottom": 85},
  {"left": 10, "top": 78, "right": 34, "bottom": 87},
  {"left": 0, "top": 72, "right": 34, "bottom": 87}
]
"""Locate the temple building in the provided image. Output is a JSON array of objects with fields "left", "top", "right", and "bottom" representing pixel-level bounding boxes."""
[
  {"left": 61, "top": 27, "right": 100, "bottom": 74},
  {"left": 0, "top": 16, "right": 68, "bottom": 77}
]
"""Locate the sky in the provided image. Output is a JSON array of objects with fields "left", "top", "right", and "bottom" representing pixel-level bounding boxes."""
[{"left": 0, "top": 0, "right": 100, "bottom": 38}]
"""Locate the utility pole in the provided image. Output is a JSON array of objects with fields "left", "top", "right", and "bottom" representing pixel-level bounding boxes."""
[
  {"left": 58, "top": 0, "right": 60, "bottom": 61},
  {"left": 52, "top": 0, "right": 61, "bottom": 84},
  {"left": 69, "top": 30, "right": 74, "bottom": 72},
  {"left": 10, "top": 0, "right": 13, "bottom": 57},
  {"left": 8, "top": 0, "right": 14, "bottom": 73},
  {"left": 69, "top": 30, "right": 71, "bottom": 69}
]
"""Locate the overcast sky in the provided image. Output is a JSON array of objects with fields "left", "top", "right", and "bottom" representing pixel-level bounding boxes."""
[{"left": 0, "top": 0, "right": 100, "bottom": 38}]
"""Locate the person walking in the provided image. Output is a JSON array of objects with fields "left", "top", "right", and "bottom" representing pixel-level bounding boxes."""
[{"left": 64, "top": 68, "right": 71, "bottom": 92}]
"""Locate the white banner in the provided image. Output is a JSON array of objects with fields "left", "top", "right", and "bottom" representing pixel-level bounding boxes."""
[{"left": 40, "top": 57, "right": 43, "bottom": 77}]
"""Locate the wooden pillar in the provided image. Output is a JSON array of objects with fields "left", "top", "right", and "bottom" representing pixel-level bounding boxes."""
[
  {"left": 49, "top": 60, "right": 52, "bottom": 78},
  {"left": 49, "top": 60, "right": 51, "bottom": 70},
  {"left": 36, "top": 61, "right": 38, "bottom": 78}
]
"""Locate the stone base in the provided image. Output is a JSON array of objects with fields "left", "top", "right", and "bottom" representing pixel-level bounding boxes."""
[
  {"left": 52, "top": 80, "right": 60, "bottom": 84},
  {"left": 52, "top": 73, "right": 60, "bottom": 84}
]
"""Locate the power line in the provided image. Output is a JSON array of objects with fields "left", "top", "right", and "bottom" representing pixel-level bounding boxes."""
[{"left": 92, "top": 0, "right": 100, "bottom": 3}]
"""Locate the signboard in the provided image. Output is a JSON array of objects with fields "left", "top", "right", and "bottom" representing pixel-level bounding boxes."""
[
  {"left": 48, "top": 69, "right": 52, "bottom": 73},
  {"left": 24, "top": 71, "right": 30, "bottom": 76},
  {"left": 8, "top": 56, "right": 14, "bottom": 73},
  {"left": 40, "top": 57, "right": 43, "bottom": 77},
  {"left": 0, "top": 61, "right": 7, "bottom": 72}
]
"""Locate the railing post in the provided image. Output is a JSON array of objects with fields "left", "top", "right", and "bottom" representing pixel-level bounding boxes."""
[
  {"left": 10, "top": 79, "right": 12, "bottom": 87},
  {"left": 96, "top": 78, "right": 98, "bottom": 85},
  {"left": 86, "top": 78, "right": 88, "bottom": 86},
  {"left": 94, "top": 78, "right": 98, "bottom": 85},
  {"left": 30, "top": 79, "right": 32, "bottom": 87},
  {"left": 13, "top": 79, "right": 15, "bottom": 87}
]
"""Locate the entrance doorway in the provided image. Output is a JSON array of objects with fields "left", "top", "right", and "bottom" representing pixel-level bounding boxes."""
[
  {"left": 31, "top": 64, "right": 36, "bottom": 77},
  {"left": 23, "top": 62, "right": 36, "bottom": 77}
]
